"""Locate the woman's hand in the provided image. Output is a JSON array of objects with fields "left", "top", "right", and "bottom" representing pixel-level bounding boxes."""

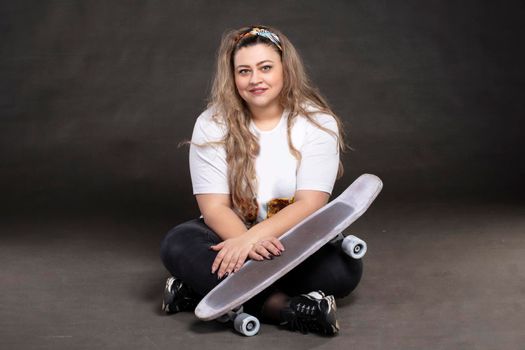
[
  {"left": 248, "top": 237, "right": 285, "bottom": 261},
  {"left": 210, "top": 235, "right": 285, "bottom": 279},
  {"left": 210, "top": 235, "right": 256, "bottom": 279}
]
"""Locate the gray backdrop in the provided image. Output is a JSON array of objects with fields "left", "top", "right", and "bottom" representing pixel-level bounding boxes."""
[{"left": 2, "top": 0, "right": 524, "bottom": 220}]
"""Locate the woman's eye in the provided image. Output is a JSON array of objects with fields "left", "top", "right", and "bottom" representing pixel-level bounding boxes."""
[
  {"left": 262, "top": 65, "right": 272, "bottom": 71},
  {"left": 239, "top": 69, "right": 249, "bottom": 75}
]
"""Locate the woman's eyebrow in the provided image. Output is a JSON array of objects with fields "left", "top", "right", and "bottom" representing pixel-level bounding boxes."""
[{"left": 235, "top": 60, "right": 274, "bottom": 69}]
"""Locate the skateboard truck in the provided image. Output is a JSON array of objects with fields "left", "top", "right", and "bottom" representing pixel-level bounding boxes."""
[{"left": 216, "top": 306, "right": 260, "bottom": 336}]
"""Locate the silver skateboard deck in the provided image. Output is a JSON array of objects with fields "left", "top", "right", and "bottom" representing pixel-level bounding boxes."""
[{"left": 195, "top": 173, "right": 383, "bottom": 322}]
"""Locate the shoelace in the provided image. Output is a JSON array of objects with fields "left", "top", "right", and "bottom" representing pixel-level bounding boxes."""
[
  {"left": 296, "top": 302, "right": 316, "bottom": 316},
  {"left": 286, "top": 301, "right": 323, "bottom": 334}
]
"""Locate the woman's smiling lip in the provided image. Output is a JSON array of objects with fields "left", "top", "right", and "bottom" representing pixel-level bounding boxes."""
[{"left": 249, "top": 88, "right": 268, "bottom": 94}]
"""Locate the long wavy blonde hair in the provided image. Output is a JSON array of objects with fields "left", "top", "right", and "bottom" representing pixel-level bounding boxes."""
[{"left": 193, "top": 24, "right": 349, "bottom": 227}]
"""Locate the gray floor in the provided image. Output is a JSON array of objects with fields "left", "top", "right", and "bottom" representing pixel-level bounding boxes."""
[{"left": 1, "top": 199, "right": 524, "bottom": 350}]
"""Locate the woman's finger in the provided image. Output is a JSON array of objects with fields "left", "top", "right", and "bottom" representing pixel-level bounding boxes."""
[
  {"left": 253, "top": 243, "right": 267, "bottom": 255},
  {"left": 234, "top": 252, "right": 249, "bottom": 272},
  {"left": 260, "top": 240, "right": 281, "bottom": 256},
  {"left": 225, "top": 253, "right": 240, "bottom": 276},
  {"left": 209, "top": 241, "right": 225, "bottom": 251},
  {"left": 269, "top": 237, "right": 285, "bottom": 252},
  {"left": 255, "top": 244, "right": 272, "bottom": 259},
  {"left": 248, "top": 249, "right": 265, "bottom": 261},
  {"left": 217, "top": 252, "right": 233, "bottom": 279},
  {"left": 211, "top": 250, "right": 226, "bottom": 274}
]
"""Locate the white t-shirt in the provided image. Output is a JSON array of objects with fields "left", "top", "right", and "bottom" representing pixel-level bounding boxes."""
[{"left": 189, "top": 105, "right": 340, "bottom": 223}]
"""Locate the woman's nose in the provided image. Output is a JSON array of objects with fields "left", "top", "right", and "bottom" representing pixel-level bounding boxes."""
[{"left": 249, "top": 71, "right": 262, "bottom": 84}]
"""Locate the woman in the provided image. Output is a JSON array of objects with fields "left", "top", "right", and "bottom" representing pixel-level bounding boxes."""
[{"left": 160, "top": 25, "right": 362, "bottom": 335}]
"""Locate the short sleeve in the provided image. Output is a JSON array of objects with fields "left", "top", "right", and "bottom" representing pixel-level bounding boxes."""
[
  {"left": 189, "top": 113, "right": 230, "bottom": 194},
  {"left": 296, "top": 114, "right": 340, "bottom": 195}
]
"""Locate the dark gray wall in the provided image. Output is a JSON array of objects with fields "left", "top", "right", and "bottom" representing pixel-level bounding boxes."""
[{"left": 2, "top": 1, "right": 524, "bottom": 219}]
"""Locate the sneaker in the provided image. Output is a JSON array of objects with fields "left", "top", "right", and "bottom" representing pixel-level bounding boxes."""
[
  {"left": 279, "top": 290, "right": 339, "bottom": 335},
  {"left": 161, "top": 276, "right": 200, "bottom": 314}
]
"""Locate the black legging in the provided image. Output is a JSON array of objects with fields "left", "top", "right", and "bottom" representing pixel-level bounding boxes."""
[{"left": 160, "top": 218, "right": 363, "bottom": 318}]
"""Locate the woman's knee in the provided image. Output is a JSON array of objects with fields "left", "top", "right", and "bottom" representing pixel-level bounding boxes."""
[
  {"left": 160, "top": 224, "right": 184, "bottom": 259},
  {"left": 333, "top": 258, "right": 363, "bottom": 298},
  {"left": 160, "top": 219, "right": 204, "bottom": 266}
]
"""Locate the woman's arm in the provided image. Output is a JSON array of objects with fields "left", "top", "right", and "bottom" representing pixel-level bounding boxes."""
[
  {"left": 195, "top": 193, "right": 248, "bottom": 240},
  {"left": 247, "top": 189, "right": 330, "bottom": 242},
  {"left": 197, "top": 193, "right": 271, "bottom": 278},
  {"left": 198, "top": 190, "right": 329, "bottom": 242},
  {"left": 209, "top": 189, "right": 330, "bottom": 278}
]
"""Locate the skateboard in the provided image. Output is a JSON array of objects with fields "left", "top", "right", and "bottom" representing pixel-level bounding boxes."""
[{"left": 194, "top": 173, "right": 383, "bottom": 335}]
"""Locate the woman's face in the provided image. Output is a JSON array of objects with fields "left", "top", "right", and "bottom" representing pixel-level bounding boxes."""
[{"left": 233, "top": 43, "right": 284, "bottom": 113}]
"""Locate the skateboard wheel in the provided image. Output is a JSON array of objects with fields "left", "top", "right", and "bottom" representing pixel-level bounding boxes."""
[
  {"left": 342, "top": 235, "right": 367, "bottom": 259},
  {"left": 233, "top": 313, "right": 260, "bottom": 336}
]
